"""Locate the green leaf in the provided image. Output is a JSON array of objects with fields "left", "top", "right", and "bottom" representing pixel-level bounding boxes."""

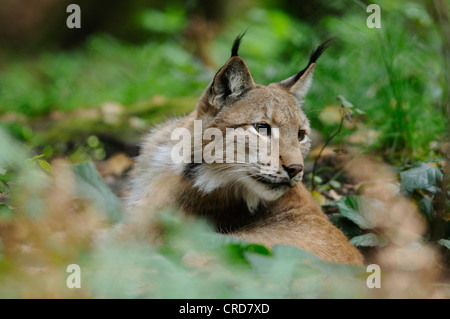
[
  {"left": 87, "top": 135, "right": 100, "bottom": 148},
  {"left": 0, "top": 203, "right": 14, "bottom": 220},
  {"left": 399, "top": 162, "right": 443, "bottom": 195},
  {"left": 437, "top": 239, "right": 450, "bottom": 250},
  {"left": 244, "top": 243, "right": 271, "bottom": 256},
  {"left": 38, "top": 159, "right": 53, "bottom": 174},
  {"left": 329, "top": 180, "right": 341, "bottom": 189},
  {"left": 72, "top": 162, "right": 123, "bottom": 223},
  {"left": 350, "top": 233, "right": 387, "bottom": 247},
  {"left": 424, "top": 158, "right": 446, "bottom": 163},
  {"left": 312, "top": 190, "right": 326, "bottom": 205},
  {"left": 313, "top": 175, "right": 323, "bottom": 185},
  {"left": 337, "top": 95, "right": 354, "bottom": 108},
  {"left": 30, "top": 154, "right": 45, "bottom": 161},
  {"left": 221, "top": 241, "right": 271, "bottom": 266},
  {"left": 353, "top": 108, "right": 366, "bottom": 115},
  {"left": 0, "top": 169, "right": 14, "bottom": 184},
  {"left": 336, "top": 196, "right": 379, "bottom": 229},
  {"left": 0, "top": 181, "right": 8, "bottom": 195},
  {"left": 329, "top": 214, "right": 364, "bottom": 239},
  {"left": 418, "top": 195, "right": 433, "bottom": 220}
]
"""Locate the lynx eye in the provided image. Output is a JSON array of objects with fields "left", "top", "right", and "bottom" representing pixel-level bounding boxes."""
[
  {"left": 253, "top": 123, "right": 271, "bottom": 137},
  {"left": 298, "top": 129, "right": 306, "bottom": 141}
]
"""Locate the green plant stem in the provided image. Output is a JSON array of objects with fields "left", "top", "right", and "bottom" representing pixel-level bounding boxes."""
[{"left": 311, "top": 113, "right": 345, "bottom": 191}]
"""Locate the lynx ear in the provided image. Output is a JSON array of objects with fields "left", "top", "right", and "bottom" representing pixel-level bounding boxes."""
[
  {"left": 276, "top": 39, "right": 334, "bottom": 101},
  {"left": 208, "top": 34, "right": 255, "bottom": 106}
]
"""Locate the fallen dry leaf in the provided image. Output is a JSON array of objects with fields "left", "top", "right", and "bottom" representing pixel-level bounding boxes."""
[{"left": 96, "top": 152, "right": 133, "bottom": 177}]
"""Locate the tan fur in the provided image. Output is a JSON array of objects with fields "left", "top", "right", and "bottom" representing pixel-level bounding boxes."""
[
  {"left": 231, "top": 184, "right": 364, "bottom": 264},
  {"left": 125, "top": 39, "right": 364, "bottom": 265}
]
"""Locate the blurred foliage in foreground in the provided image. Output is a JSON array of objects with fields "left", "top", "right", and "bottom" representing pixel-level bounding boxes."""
[
  {"left": 0, "top": 129, "right": 364, "bottom": 298},
  {"left": 0, "top": 129, "right": 449, "bottom": 298},
  {"left": 0, "top": 0, "right": 449, "bottom": 298}
]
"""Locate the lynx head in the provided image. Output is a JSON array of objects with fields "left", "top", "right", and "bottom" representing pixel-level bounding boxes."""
[{"left": 184, "top": 34, "right": 332, "bottom": 212}]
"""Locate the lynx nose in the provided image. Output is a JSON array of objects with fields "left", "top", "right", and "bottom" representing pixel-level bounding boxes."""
[{"left": 284, "top": 164, "right": 303, "bottom": 179}]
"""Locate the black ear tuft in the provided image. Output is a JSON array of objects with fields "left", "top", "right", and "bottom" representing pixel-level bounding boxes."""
[
  {"left": 292, "top": 38, "right": 336, "bottom": 83},
  {"left": 231, "top": 31, "right": 247, "bottom": 57},
  {"left": 308, "top": 38, "right": 335, "bottom": 65}
]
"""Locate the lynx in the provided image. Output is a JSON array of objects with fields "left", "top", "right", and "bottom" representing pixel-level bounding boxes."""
[{"left": 125, "top": 34, "right": 364, "bottom": 265}]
